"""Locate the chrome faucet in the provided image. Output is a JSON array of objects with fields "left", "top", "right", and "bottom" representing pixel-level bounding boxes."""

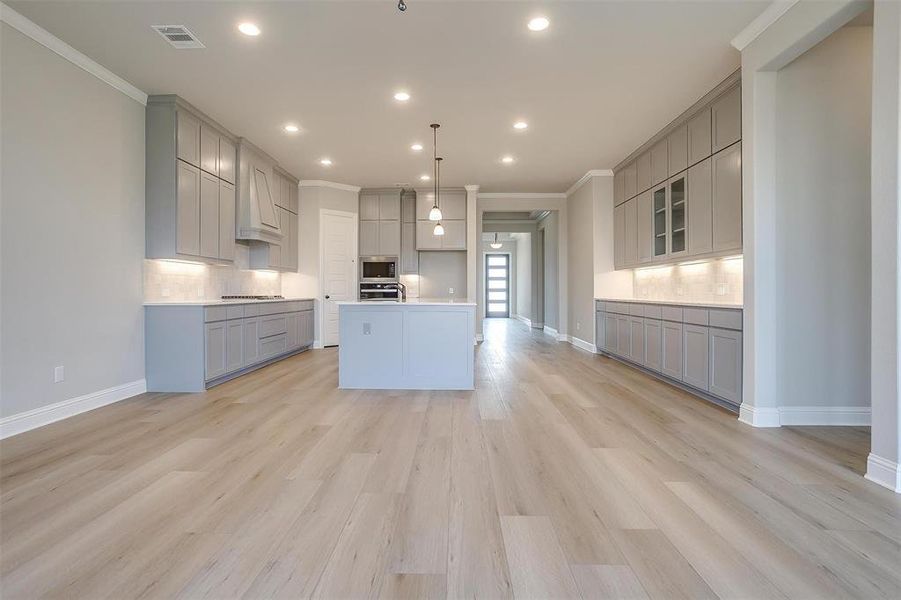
[{"left": 396, "top": 282, "right": 407, "bottom": 302}]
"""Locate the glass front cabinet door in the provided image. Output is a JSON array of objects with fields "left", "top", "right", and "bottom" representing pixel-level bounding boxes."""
[
  {"left": 652, "top": 182, "right": 667, "bottom": 259},
  {"left": 668, "top": 174, "right": 687, "bottom": 257}
]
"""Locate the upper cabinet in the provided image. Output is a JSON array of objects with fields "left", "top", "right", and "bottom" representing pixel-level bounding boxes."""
[
  {"left": 146, "top": 95, "right": 238, "bottom": 263},
  {"left": 236, "top": 139, "right": 282, "bottom": 245},
  {"left": 249, "top": 166, "right": 299, "bottom": 272},
  {"left": 415, "top": 189, "right": 466, "bottom": 250},
  {"left": 612, "top": 76, "right": 741, "bottom": 269},
  {"left": 359, "top": 189, "right": 401, "bottom": 256}
]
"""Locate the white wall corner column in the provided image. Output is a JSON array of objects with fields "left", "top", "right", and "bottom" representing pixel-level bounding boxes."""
[
  {"left": 465, "top": 185, "right": 480, "bottom": 341},
  {"left": 733, "top": 0, "right": 869, "bottom": 428},
  {"left": 868, "top": 0, "right": 901, "bottom": 493}
]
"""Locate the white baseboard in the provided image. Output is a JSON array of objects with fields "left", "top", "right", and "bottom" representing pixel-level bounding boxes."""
[
  {"left": 568, "top": 336, "right": 597, "bottom": 354},
  {"left": 543, "top": 325, "right": 558, "bottom": 337},
  {"left": 738, "top": 403, "right": 781, "bottom": 427},
  {"left": 313, "top": 339, "right": 323, "bottom": 349},
  {"left": 739, "top": 404, "right": 872, "bottom": 427},
  {"left": 865, "top": 453, "right": 901, "bottom": 493},
  {"left": 0, "top": 379, "right": 147, "bottom": 440},
  {"left": 513, "top": 314, "right": 532, "bottom": 327},
  {"left": 779, "top": 406, "right": 871, "bottom": 426},
  {"left": 557, "top": 333, "right": 568, "bottom": 342}
]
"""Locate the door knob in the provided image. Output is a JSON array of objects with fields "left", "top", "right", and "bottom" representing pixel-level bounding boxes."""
[{"left": 325, "top": 295, "right": 330, "bottom": 299}]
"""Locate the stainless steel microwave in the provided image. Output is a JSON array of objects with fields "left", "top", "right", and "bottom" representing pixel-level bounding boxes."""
[{"left": 360, "top": 256, "right": 398, "bottom": 282}]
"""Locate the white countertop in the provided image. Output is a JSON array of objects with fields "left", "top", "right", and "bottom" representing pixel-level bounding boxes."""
[
  {"left": 338, "top": 299, "right": 477, "bottom": 307},
  {"left": 597, "top": 298, "right": 743, "bottom": 309},
  {"left": 144, "top": 298, "right": 314, "bottom": 307}
]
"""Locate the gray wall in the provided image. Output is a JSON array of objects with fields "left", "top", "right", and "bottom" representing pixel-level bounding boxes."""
[
  {"left": 774, "top": 25, "right": 872, "bottom": 409},
  {"left": 1, "top": 24, "right": 146, "bottom": 418},
  {"left": 567, "top": 179, "right": 596, "bottom": 344},
  {"left": 539, "top": 212, "right": 559, "bottom": 330},
  {"left": 514, "top": 233, "right": 532, "bottom": 321},
  {"left": 419, "top": 252, "right": 467, "bottom": 300}
]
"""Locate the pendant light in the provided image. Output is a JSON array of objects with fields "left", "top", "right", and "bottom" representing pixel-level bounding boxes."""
[
  {"left": 428, "top": 123, "right": 443, "bottom": 222},
  {"left": 490, "top": 232, "right": 503, "bottom": 249},
  {"left": 433, "top": 156, "right": 445, "bottom": 236}
]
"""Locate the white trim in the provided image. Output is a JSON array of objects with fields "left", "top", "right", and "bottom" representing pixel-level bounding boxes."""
[
  {"left": 0, "top": 379, "right": 147, "bottom": 439},
  {"left": 318, "top": 208, "right": 358, "bottom": 348},
  {"left": 778, "top": 406, "right": 871, "bottom": 426},
  {"left": 730, "top": 1, "right": 800, "bottom": 51},
  {"left": 565, "top": 169, "right": 614, "bottom": 197},
  {"left": 478, "top": 192, "right": 567, "bottom": 199},
  {"left": 464, "top": 184, "right": 480, "bottom": 192},
  {"left": 738, "top": 403, "right": 781, "bottom": 427},
  {"left": 568, "top": 335, "right": 597, "bottom": 354},
  {"left": 543, "top": 325, "right": 558, "bottom": 337},
  {"left": 0, "top": 2, "right": 148, "bottom": 105},
  {"left": 313, "top": 340, "right": 323, "bottom": 350},
  {"left": 475, "top": 333, "right": 484, "bottom": 343},
  {"left": 513, "top": 314, "right": 532, "bottom": 327},
  {"left": 865, "top": 453, "right": 901, "bottom": 493},
  {"left": 300, "top": 180, "right": 361, "bottom": 193}
]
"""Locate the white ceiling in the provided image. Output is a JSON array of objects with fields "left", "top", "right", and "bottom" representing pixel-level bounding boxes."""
[{"left": 9, "top": 1, "right": 766, "bottom": 192}]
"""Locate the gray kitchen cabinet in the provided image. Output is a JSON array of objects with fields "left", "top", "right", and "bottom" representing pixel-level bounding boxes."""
[
  {"left": 614, "top": 170, "right": 625, "bottom": 205},
  {"left": 249, "top": 206, "right": 298, "bottom": 271},
  {"left": 177, "top": 110, "right": 200, "bottom": 167},
  {"left": 652, "top": 182, "right": 667, "bottom": 260},
  {"left": 668, "top": 124, "right": 688, "bottom": 176},
  {"left": 709, "top": 327, "right": 742, "bottom": 403},
  {"left": 613, "top": 203, "right": 625, "bottom": 269},
  {"left": 200, "top": 125, "right": 220, "bottom": 176},
  {"left": 667, "top": 174, "right": 687, "bottom": 258},
  {"left": 687, "top": 157, "right": 713, "bottom": 255},
  {"left": 687, "top": 107, "right": 711, "bottom": 167},
  {"left": 712, "top": 85, "right": 741, "bottom": 153},
  {"left": 629, "top": 317, "right": 645, "bottom": 364},
  {"left": 379, "top": 220, "right": 401, "bottom": 255},
  {"left": 298, "top": 310, "right": 314, "bottom": 348},
  {"left": 650, "top": 139, "right": 668, "bottom": 186},
  {"left": 205, "top": 321, "right": 227, "bottom": 380},
  {"left": 413, "top": 188, "right": 466, "bottom": 251},
  {"left": 379, "top": 194, "right": 401, "bottom": 220},
  {"left": 286, "top": 312, "right": 298, "bottom": 349},
  {"left": 712, "top": 142, "right": 742, "bottom": 252},
  {"left": 360, "top": 194, "right": 380, "bottom": 220},
  {"left": 219, "top": 137, "right": 236, "bottom": 184},
  {"left": 636, "top": 151, "right": 652, "bottom": 194},
  {"left": 604, "top": 313, "right": 618, "bottom": 353},
  {"left": 637, "top": 190, "right": 653, "bottom": 264},
  {"left": 176, "top": 161, "right": 201, "bottom": 256},
  {"left": 624, "top": 198, "right": 638, "bottom": 267},
  {"left": 226, "top": 319, "right": 244, "bottom": 372},
  {"left": 199, "top": 171, "right": 220, "bottom": 259},
  {"left": 662, "top": 320, "right": 683, "bottom": 380},
  {"left": 682, "top": 324, "right": 709, "bottom": 390},
  {"left": 616, "top": 314, "right": 631, "bottom": 357},
  {"left": 441, "top": 220, "right": 466, "bottom": 250},
  {"left": 417, "top": 190, "right": 465, "bottom": 220},
  {"left": 360, "top": 220, "right": 379, "bottom": 255},
  {"left": 416, "top": 220, "right": 443, "bottom": 250},
  {"left": 644, "top": 318, "right": 662, "bottom": 371},
  {"left": 402, "top": 192, "right": 416, "bottom": 223},
  {"left": 623, "top": 161, "right": 637, "bottom": 200},
  {"left": 595, "top": 311, "right": 605, "bottom": 352},
  {"left": 401, "top": 223, "right": 418, "bottom": 273},
  {"left": 243, "top": 317, "right": 260, "bottom": 366},
  {"left": 219, "top": 180, "right": 236, "bottom": 261}
]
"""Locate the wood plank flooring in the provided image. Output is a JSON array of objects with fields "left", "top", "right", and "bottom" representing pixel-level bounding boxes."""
[{"left": 2, "top": 318, "right": 900, "bottom": 599}]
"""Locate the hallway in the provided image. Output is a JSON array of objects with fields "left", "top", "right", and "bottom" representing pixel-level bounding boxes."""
[{"left": 2, "top": 319, "right": 899, "bottom": 599}]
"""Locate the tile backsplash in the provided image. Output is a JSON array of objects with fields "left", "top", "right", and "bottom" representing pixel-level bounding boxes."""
[
  {"left": 144, "top": 244, "right": 281, "bottom": 302},
  {"left": 632, "top": 256, "right": 743, "bottom": 305}
]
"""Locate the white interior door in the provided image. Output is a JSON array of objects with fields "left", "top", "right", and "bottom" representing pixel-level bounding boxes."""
[{"left": 321, "top": 210, "right": 356, "bottom": 347}]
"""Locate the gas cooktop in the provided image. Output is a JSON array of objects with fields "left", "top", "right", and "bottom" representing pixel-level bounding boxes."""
[{"left": 221, "top": 295, "right": 285, "bottom": 301}]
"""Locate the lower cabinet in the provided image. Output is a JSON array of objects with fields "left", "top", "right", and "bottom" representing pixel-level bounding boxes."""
[
  {"left": 616, "top": 314, "right": 631, "bottom": 357},
  {"left": 204, "top": 321, "right": 227, "bottom": 380},
  {"left": 226, "top": 319, "right": 244, "bottom": 372},
  {"left": 709, "top": 328, "right": 742, "bottom": 402},
  {"left": 661, "top": 321, "right": 683, "bottom": 380},
  {"left": 604, "top": 313, "right": 618, "bottom": 352},
  {"left": 644, "top": 319, "right": 662, "bottom": 371},
  {"left": 682, "top": 324, "right": 710, "bottom": 390},
  {"left": 629, "top": 317, "right": 645, "bottom": 364},
  {"left": 243, "top": 317, "right": 260, "bottom": 366}
]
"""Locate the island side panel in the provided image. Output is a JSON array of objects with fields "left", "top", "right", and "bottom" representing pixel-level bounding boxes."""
[
  {"left": 145, "top": 305, "right": 206, "bottom": 392},
  {"left": 338, "top": 306, "right": 405, "bottom": 389},
  {"left": 404, "top": 307, "right": 474, "bottom": 390}
]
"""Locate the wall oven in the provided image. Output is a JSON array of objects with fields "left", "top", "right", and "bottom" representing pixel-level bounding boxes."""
[{"left": 360, "top": 256, "right": 398, "bottom": 282}]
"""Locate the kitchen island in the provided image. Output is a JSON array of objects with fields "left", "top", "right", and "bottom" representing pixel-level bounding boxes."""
[{"left": 338, "top": 300, "right": 476, "bottom": 390}]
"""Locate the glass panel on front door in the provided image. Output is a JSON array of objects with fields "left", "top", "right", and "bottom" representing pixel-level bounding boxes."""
[{"left": 485, "top": 254, "right": 510, "bottom": 318}]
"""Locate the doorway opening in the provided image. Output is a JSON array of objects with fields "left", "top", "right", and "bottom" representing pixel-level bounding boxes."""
[{"left": 485, "top": 254, "right": 511, "bottom": 318}]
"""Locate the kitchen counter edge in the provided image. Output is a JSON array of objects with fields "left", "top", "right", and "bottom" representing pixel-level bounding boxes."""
[{"left": 596, "top": 298, "right": 743, "bottom": 310}]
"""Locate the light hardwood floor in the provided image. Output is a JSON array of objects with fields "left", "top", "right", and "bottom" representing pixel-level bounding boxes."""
[{"left": 2, "top": 318, "right": 900, "bottom": 599}]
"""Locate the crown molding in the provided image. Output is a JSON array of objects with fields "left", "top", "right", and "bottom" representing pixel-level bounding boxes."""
[
  {"left": 1, "top": 2, "right": 147, "bottom": 105},
  {"left": 299, "top": 180, "right": 361, "bottom": 193},
  {"left": 478, "top": 192, "right": 567, "bottom": 199},
  {"left": 565, "top": 169, "right": 613, "bottom": 197},
  {"left": 731, "top": 1, "right": 800, "bottom": 51},
  {"left": 464, "top": 184, "right": 480, "bottom": 192}
]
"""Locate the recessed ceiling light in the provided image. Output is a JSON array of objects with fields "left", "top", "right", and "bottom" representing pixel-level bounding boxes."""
[
  {"left": 528, "top": 16, "right": 549, "bottom": 32},
  {"left": 319, "top": 158, "right": 332, "bottom": 166},
  {"left": 283, "top": 124, "right": 299, "bottom": 133},
  {"left": 411, "top": 143, "right": 423, "bottom": 151},
  {"left": 238, "top": 22, "right": 261, "bottom": 36},
  {"left": 420, "top": 174, "right": 430, "bottom": 181},
  {"left": 513, "top": 121, "right": 528, "bottom": 130},
  {"left": 501, "top": 156, "right": 515, "bottom": 164},
  {"left": 394, "top": 91, "right": 411, "bottom": 102}
]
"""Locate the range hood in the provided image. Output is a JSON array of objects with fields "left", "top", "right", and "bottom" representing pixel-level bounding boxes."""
[{"left": 236, "top": 138, "right": 282, "bottom": 244}]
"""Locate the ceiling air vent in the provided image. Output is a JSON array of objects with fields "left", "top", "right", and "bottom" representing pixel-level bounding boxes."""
[{"left": 152, "top": 25, "right": 204, "bottom": 49}]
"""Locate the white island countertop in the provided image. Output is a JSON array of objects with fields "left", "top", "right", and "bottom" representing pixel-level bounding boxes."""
[
  {"left": 336, "top": 299, "right": 476, "bottom": 307},
  {"left": 144, "top": 298, "right": 314, "bottom": 307},
  {"left": 596, "top": 298, "right": 742, "bottom": 309}
]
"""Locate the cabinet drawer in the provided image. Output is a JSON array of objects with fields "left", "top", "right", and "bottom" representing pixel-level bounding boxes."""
[
  {"left": 204, "top": 306, "right": 228, "bottom": 322},
  {"left": 259, "top": 315, "right": 288, "bottom": 338},
  {"left": 607, "top": 302, "right": 631, "bottom": 315},
  {"left": 226, "top": 305, "right": 245, "bottom": 320},
  {"left": 643, "top": 304, "right": 662, "bottom": 319},
  {"left": 259, "top": 303, "right": 290, "bottom": 316},
  {"left": 683, "top": 307, "right": 709, "bottom": 326},
  {"left": 709, "top": 309, "right": 742, "bottom": 330},
  {"left": 661, "top": 306, "right": 683, "bottom": 322},
  {"left": 297, "top": 300, "right": 313, "bottom": 311},
  {"left": 259, "top": 333, "right": 288, "bottom": 360},
  {"left": 595, "top": 300, "right": 606, "bottom": 312},
  {"left": 629, "top": 304, "right": 644, "bottom": 317},
  {"left": 243, "top": 304, "right": 260, "bottom": 317}
]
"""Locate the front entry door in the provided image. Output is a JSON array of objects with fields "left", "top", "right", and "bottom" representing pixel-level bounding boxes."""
[
  {"left": 485, "top": 254, "right": 510, "bottom": 318},
  {"left": 321, "top": 209, "right": 357, "bottom": 346}
]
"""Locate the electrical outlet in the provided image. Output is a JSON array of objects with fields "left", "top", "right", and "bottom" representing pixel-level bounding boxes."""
[
  {"left": 576, "top": 322, "right": 581, "bottom": 331},
  {"left": 53, "top": 366, "right": 65, "bottom": 383},
  {"left": 448, "top": 287, "right": 454, "bottom": 295},
  {"left": 716, "top": 283, "right": 729, "bottom": 296},
  {"left": 161, "top": 287, "right": 170, "bottom": 298},
  {"left": 363, "top": 322, "right": 371, "bottom": 335}
]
